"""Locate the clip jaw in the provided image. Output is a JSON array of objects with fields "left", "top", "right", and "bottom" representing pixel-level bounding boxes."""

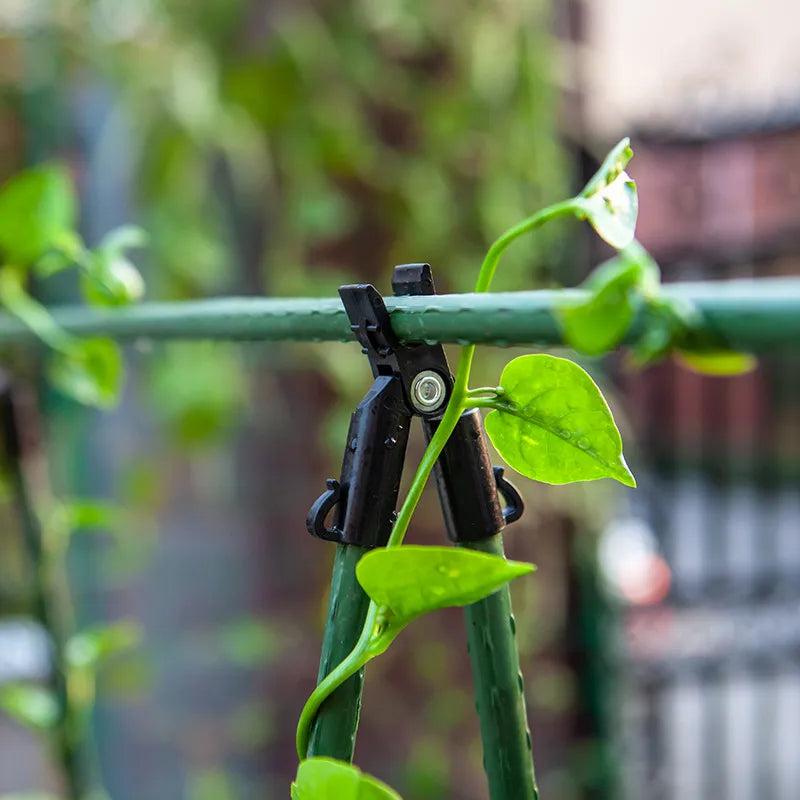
[{"left": 306, "top": 263, "right": 523, "bottom": 548}]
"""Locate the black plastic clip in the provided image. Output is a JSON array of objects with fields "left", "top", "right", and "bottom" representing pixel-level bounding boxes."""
[{"left": 307, "top": 263, "right": 524, "bottom": 548}]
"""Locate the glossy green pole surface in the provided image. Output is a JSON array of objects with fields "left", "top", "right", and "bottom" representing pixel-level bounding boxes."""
[
  {"left": 307, "top": 544, "right": 371, "bottom": 761},
  {"left": 0, "top": 278, "right": 798, "bottom": 350},
  {"left": 461, "top": 534, "right": 538, "bottom": 800}
]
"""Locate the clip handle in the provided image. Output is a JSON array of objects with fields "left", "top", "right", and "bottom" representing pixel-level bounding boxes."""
[
  {"left": 493, "top": 466, "right": 524, "bottom": 524},
  {"left": 306, "top": 479, "right": 344, "bottom": 542},
  {"left": 307, "top": 377, "right": 411, "bottom": 549}
]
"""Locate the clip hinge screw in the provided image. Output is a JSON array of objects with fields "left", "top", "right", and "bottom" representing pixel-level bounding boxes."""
[{"left": 410, "top": 370, "right": 446, "bottom": 413}]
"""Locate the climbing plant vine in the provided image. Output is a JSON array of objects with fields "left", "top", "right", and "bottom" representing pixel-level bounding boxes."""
[{"left": 291, "top": 138, "right": 753, "bottom": 798}]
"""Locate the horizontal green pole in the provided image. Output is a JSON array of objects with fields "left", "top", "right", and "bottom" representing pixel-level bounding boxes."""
[{"left": 0, "top": 278, "right": 798, "bottom": 351}]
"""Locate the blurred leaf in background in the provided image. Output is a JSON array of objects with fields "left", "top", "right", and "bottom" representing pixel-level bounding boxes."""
[
  {"left": 145, "top": 342, "right": 248, "bottom": 447},
  {"left": 0, "top": 165, "right": 76, "bottom": 267}
]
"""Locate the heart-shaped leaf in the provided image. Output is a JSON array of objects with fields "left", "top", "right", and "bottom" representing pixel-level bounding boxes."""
[
  {"left": 0, "top": 165, "right": 76, "bottom": 266},
  {"left": 484, "top": 354, "right": 635, "bottom": 486},
  {"left": 356, "top": 546, "right": 534, "bottom": 627},
  {"left": 573, "top": 138, "right": 638, "bottom": 249},
  {"left": 291, "top": 758, "right": 402, "bottom": 800}
]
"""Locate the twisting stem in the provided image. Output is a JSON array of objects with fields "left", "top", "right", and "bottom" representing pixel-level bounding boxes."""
[
  {"left": 474, "top": 200, "right": 576, "bottom": 293},
  {"left": 296, "top": 602, "right": 378, "bottom": 759}
]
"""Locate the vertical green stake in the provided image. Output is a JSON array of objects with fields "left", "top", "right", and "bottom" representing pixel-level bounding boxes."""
[
  {"left": 461, "top": 534, "right": 538, "bottom": 800},
  {"left": 307, "top": 544, "right": 370, "bottom": 761}
]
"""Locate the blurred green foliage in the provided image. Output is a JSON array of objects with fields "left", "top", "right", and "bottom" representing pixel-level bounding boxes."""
[
  {"left": 0, "top": 1, "right": 586, "bottom": 797},
  {"left": 1, "top": 0, "right": 575, "bottom": 446},
  {"left": 3, "top": 0, "right": 571, "bottom": 296}
]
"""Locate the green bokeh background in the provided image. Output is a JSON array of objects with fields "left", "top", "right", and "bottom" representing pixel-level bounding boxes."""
[{"left": 0, "top": 2, "right": 617, "bottom": 798}]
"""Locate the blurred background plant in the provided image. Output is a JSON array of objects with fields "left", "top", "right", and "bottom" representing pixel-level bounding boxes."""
[{"left": 0, "top": 0, "right": 799, "bottom": 799}]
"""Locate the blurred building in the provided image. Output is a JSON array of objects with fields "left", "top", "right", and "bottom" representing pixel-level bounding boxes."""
[{"left": 558, "top": 2, "right": 800, "bottom": 798}]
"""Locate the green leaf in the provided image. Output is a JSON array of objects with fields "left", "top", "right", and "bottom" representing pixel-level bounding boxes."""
[
  {"left": 0, "top": 684, "right": 59, "bottom": 730},
  {"left": 676, "top": 350, "right": 756, "bottom": 376},
  {"left": 33, "top": 230, "right": 87, "bottom": 278},
  {"left": 558, "top": 243, "right": 660, "bottom": 355},
  {"left": 574, "top": 172, "right": 638, "bottom": 249},
  {"left": 80, "top": 225, "right": 147, "bottom": 307},
  {"left": 0, "top": 278, "right": 125, "bottom": 408},
  {"left": 0, "top": 165, "right": 76, "bottom": 266},
  {"left": 61, "top": 499, "right": 121, "bottom": 531},
  {"left": 560, "top": 288, "right": 635, "bottom": 357},
  {"left": 484, "top": 354, "right": 635, "bottom": 487},
  {"left": 291, "top": 758, "right": 402, "bottom": 800},
  {"left": 356, "top": 546, "right": 534, "bottom": 626},
  {"left": 44, "top": 499, "right": 123, "bottom": 552},
  {"left": 65, "top": 621, "right": 142, "bottom": 671},
  {"left": 80, "top": 252, "right": 145, "bottom": 307},
  {"left": 573, "top": 138, "right": 638, "bottom": 249},
  {"left": 580, "top": 138, "right": 634, "bottom": 198},
  {"left": 48, "top": 337, "right": 123, "bottom": 409}
]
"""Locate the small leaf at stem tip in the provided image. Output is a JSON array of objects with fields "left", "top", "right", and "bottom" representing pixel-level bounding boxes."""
[
  {"left": 80, "top": 252, "right": 145, "bottom": 307},
  {"left": 356, "top": 546, "right": 535, "bottom": 626},
  {"left": 484, "top": 354, "right": 635, "bottom": 487},
  {"left": 580, "top": 138, "right": 634, "bottom": 198},
  {"left": 574, "top": 172, "right": 638, "bottom": 250},
  {"left": 0, "top": 684, "right": 59, "bottom": 730},
  {"left": 292, "top": 758, "right": 403, "bottom": 800},
  {"left": 676, "top": 350, "right": 757, "bottom": 376}
]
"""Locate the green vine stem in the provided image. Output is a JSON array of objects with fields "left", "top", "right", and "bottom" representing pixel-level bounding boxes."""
[{"left": 296, "top": 198, "right": 578, "bottom": 759}]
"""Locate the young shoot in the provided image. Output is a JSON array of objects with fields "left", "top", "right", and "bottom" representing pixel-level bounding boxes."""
[{"left": 295, "top": 139, "right": 641, "bottom": 769}]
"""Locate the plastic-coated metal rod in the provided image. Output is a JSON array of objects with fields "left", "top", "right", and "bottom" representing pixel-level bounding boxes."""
[
  {"left": 0, "top": 278, "right": 798, "bottom": 350},
  {"left": 307, "top": 544, "right": 371, "bottom": 761},
  {"left": 461, "top": 534, "right": 538, "bottom": 800}
]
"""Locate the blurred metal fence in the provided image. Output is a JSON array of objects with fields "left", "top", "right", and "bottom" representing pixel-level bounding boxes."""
[{"left": 615, "top": 268, "right": 800, "bottom": 799}]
